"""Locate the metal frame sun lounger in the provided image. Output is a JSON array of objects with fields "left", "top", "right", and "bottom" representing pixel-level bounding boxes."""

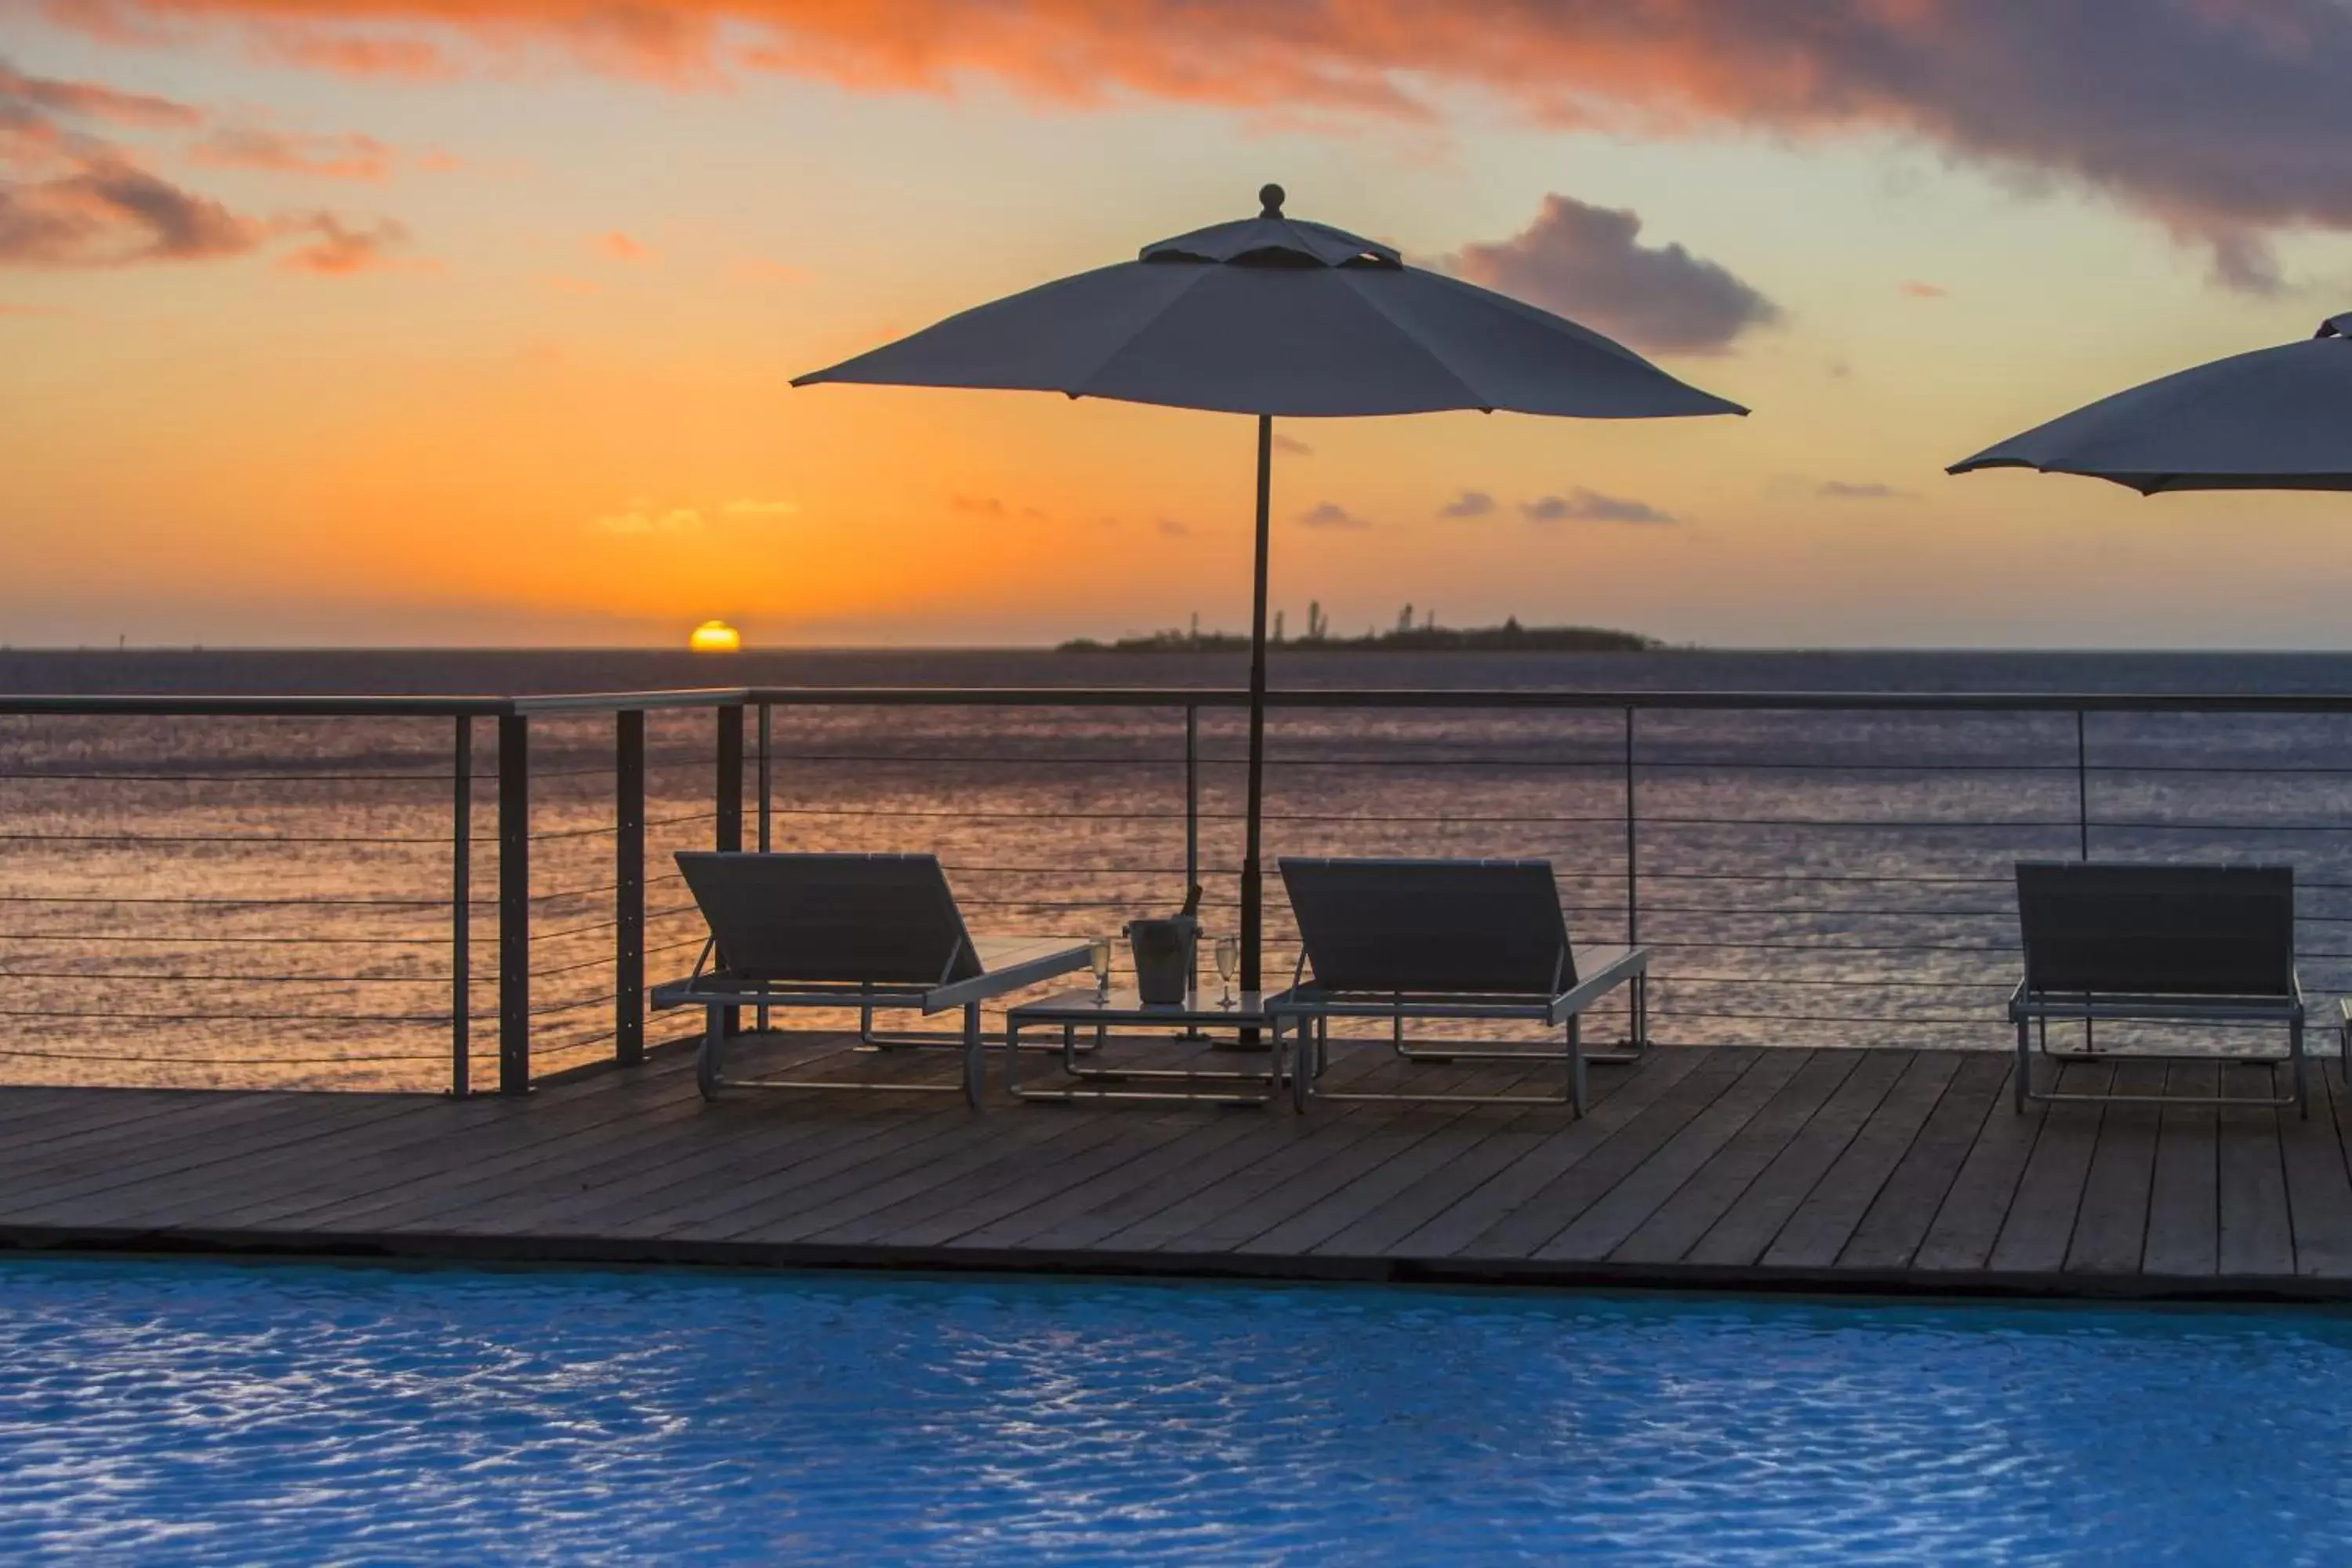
[
  {"left": 1263, "top": 857, "right": 1650, "bottom": 1114},
  {"left": 650, "top": 851, "right": 1090, "bottom": 1107},
  {"left": 2009, "top": 861, "right": 2306, "bottom": 1117}
]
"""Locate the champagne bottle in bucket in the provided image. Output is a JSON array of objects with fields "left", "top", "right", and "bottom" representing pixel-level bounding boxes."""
[{"left": 1126, "top": 884, "right": 1202, "bottom": 1006}]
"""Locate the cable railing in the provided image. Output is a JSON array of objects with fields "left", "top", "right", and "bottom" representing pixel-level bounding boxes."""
[{"left": 5, "top": 684, "right": 2352, "bottom": 1091}]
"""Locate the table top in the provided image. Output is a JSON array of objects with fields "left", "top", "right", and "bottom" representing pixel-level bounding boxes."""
[{"left": 1011, "top": 987, "right": 1275, "bottom": 1025}]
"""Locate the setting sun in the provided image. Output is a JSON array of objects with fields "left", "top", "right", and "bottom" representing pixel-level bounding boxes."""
[{"left": 688, "top": 620, "right": 742, "bottom": 653}]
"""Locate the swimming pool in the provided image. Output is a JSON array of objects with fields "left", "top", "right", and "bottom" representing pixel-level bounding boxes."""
[{"left": 1, "top": 1259, "right": 2344, "bottom": 1563}]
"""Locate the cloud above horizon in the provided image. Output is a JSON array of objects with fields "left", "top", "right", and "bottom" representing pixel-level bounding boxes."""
[
  {"left": 42, "top": 1, "right": 2352, "bottom": 285},
  {"left": 1297, "top": 501, "right": 1370, "bottom": 530},
  {"left": 1523, "top": 488, "right": 1675, "bottom": 524},
  {"left": 1450, "top": 194, "right": 1778, "bottom": 355},
  {"left": 2, "top": 54, "right": 420, "bottom": 270}
]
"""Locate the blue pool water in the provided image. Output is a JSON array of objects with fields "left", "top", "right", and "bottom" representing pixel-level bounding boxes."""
[{"left": 2, "top": 1260, "right": 2348, "bottom": 1563}]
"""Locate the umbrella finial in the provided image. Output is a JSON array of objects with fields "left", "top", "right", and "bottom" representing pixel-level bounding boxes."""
[{"left": 1258, "top": 183, "right": 1286, "bottom": 219}]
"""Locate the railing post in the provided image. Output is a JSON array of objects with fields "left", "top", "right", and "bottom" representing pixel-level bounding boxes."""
[
  {"left": 757, "top": 699, "right": 772, "bottom": 1032},
  {"left": 1624, "top": 706, "right": 1640, "bottom": 949},
  {"left": 757, "top": 700, "right": 772, "bottom": 852},
  {"left": 615, "top": 710, "right": 645, "bottom": 1066},
  {"left": 451, "top": 715, "right": 471, "bottom": 1098},
  {"left": 2075, "top": 708, "right": 2090, "bottom": 859},
  {"left": 497, "top": 712, "right": 531, "bottom": 1095},
  {"left": 714, "top": 702, "right": 744, "bottom": 1038},
  {"left": 716, "top": 704, "right": 744, "bottom": 852},
  {"left": 1185, "top": 702, "right": 1200, "bottom": 1002}
]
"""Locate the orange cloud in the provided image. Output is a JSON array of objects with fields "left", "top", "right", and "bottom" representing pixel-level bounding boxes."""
[
  {"left": 278, "top": 213, "right": 415, "bottom": 274},
  {"left": 48, "top": 0, "right": 2352, "bottom": 287},
  {"left": 4, "top": 55, "right": 425, "bottom": 274},
  {"left": 191, "top": 125, "right": 397, "bottom": 180},
  {"left": 594, "top": 230, "right": 645, "bottom": 261}
]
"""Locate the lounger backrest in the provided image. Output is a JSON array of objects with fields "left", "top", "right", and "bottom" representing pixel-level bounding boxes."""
[
  {"left": 2016, "top": 862, "right": 2294, "bottom": 998},
  {"left": 1279, "top": 857, "right": 1574, "bottom": 996},
  {"left": 676, "top": 851, "right": 982, "bottom": 985}
]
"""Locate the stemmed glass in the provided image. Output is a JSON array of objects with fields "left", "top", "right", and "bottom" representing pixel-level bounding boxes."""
[
  {"left": 1213, "top": 935, "right": 1239, "bottom": 1007},
  {"left": 1089, "top": 936, "right": 1113, "bottom": 1003}
]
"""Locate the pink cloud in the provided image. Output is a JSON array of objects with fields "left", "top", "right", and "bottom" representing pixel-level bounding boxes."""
[
  {"left": 45, "top": 0, "right": 2352, "bottom": 289},
  {"left": 278, "top": 213, "right": 416, "bottom": 274},
  {"left": 3, "top": 53, "right": 426, "bottom": 274},
  {"left": 1899, "top": 281, "right": 1949, "bottom": 299},
  {"left": 191, "top": 125, "right": 397, "bottom": 180}
]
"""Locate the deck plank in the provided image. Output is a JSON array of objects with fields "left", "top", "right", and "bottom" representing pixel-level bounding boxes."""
[
  {"left": 1386, "top": 1047, "right": 1710, "bottom": 1258},
  {"left": 1454, "top": 1049, "right": 1765, "bottom": 1261},
  {"left": 1985, "top": 1062, "right": 2117, "bottom": 1279},
  {"left": 1229, "top": 1057, "right": 1573, "bottom": 1257},
  {"left": 2217, "top": 1060, "right": 2294, "bottom": 1279},
  {"left": 2, "top": 1036, "right": 2343, "bottom": 1298},
  {"left": 2140, "top": 1061, "right": 2220, "bottom": 1278},
  {"left": 1682, "top": 1051, "right": 1907, "bottom": 1269},
  {"left": 1760, "top": 1051, "right": 1967, "bottom": 1271},
  {"left": 945, "top": 1110, "right": 1277, "bottom": 1251},
  {"left": 1985, "top": 1060, "right": 2109, "bottom": 1275},
  {"left": 1911, "top": 1062, "right": 2046, "bottom": 1274},
  {"left": 1111, "top": 1055, "right": 1548, "bottom": 1255},
  {"left": 2063, "top": 1059, "right": 2164, "bottom": 1276},
  {"left": 1534, "top": 1049, "right": 1811, "bottom": 1262},
  {"left": 1835, "top": 1054, "right": 2009, "bottom": 1272},
  {"left": 2281, "top": 1060, "right": 2352, "bottom": 1279},
  {"left": 1610, "top": 1051, "right": 1862, "bottom": 1266}
]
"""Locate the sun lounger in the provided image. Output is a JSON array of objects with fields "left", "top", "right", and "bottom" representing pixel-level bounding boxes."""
[
  {"left": 1263, "top": 857, "right": 1649, "bottom": 1113},
  {"left": 651, "top": 851, "right": 1090, "bottom": 1106},
  {"left": 2009, "top": 861, "right": 2305, "bottom": 1116}
]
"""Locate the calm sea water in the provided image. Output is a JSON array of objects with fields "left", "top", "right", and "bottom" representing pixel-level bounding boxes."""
[
  {"left": 2, "top": 1257, "right": 2348, "bottom": 1564},
  {"left": 4, "top": 648, "right": 2350, "bottom": 1091}
]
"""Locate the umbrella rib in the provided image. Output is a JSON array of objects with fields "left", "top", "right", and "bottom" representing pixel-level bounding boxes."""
[
  {"left": 1063, "top": 266, "right": 1215, "bottom": 400},
  {"left": 1334, "top": 271, "right": 1496, "bottom": 412}
]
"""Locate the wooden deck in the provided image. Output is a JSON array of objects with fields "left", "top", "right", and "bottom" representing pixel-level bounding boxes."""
[{"left": 4, "top": 1034, "right": 2351, "bottom": 1299}]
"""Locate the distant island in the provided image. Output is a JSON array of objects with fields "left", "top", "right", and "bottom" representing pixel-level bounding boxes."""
[{"left": 1061, "top": 608, "right": 1659, "bottom": 655}]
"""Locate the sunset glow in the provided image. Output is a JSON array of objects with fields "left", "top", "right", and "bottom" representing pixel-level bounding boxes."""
[{"left": 5, "top": 5, "right": 2352, "bottom": 646}]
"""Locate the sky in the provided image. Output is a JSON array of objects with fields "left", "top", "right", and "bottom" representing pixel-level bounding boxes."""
[{"left": 5, "top": 2, "right": 2352, "bottom": 649}]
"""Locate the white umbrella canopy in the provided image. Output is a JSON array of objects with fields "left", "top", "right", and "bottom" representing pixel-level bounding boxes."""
[
  {"left": 797, "top": 194, "right": 1744, "bottom": 419},
  {"left": 794, "top": 186, "right": 1745, "bottom": 993},
  {"left": 1950, "top": 312, "right": 2352, "bottom": 493}
]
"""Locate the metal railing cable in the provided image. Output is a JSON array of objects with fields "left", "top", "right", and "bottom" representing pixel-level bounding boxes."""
[{"left": 9, "top": 686, "right": 2352, "bottom": 1092}]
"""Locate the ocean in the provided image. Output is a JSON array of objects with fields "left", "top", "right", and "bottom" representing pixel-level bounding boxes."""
[{"left": 3, "top": 647, "right": 2348, "bottom": 1091}]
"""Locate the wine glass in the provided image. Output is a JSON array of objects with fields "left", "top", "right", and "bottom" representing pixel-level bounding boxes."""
[
  {"left": 1213, "top": 935, "right": 1239, "bottom": 1007},
  {"left": 1088, "top": 936, "right": 1113, "bottom": 1002}
]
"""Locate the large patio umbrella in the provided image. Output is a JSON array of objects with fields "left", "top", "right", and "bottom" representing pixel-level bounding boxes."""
[
  {"left": 1950, "top": 312, "right": 2352, "bottom": 492},
  {"left": 794, "top": 186, "right": 1744, "bottom": 993}
]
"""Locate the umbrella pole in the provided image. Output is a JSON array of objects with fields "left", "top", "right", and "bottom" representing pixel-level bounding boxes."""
[{"left": 1241, "top": 413, "right": 1272, "bottom": 1020}]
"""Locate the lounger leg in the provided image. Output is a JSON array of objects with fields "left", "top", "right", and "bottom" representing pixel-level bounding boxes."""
[
  {"left": 1567, "top": 1014, "right": 1586, "bottom": 1116},
  {"left": 698, "top": 1004, "right": 725, "bottom": 1101},
  {"left": 962, "top": 1002, "right": 984, "bottom": 1109},
  {"left": 1004, "top": 1016, "right": 1022, "bottom": 1097},
  {"left": 2293, "top": 1016, "right": 2308, "bottom": 1120},
  {"left": 2014, "top": 1017, "right": 2030, "bottom": 1113}
]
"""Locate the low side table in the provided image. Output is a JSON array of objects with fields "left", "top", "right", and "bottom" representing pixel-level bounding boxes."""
[{"left": 1005, "top": 988, "right": 1285, "bottom": 1105}]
